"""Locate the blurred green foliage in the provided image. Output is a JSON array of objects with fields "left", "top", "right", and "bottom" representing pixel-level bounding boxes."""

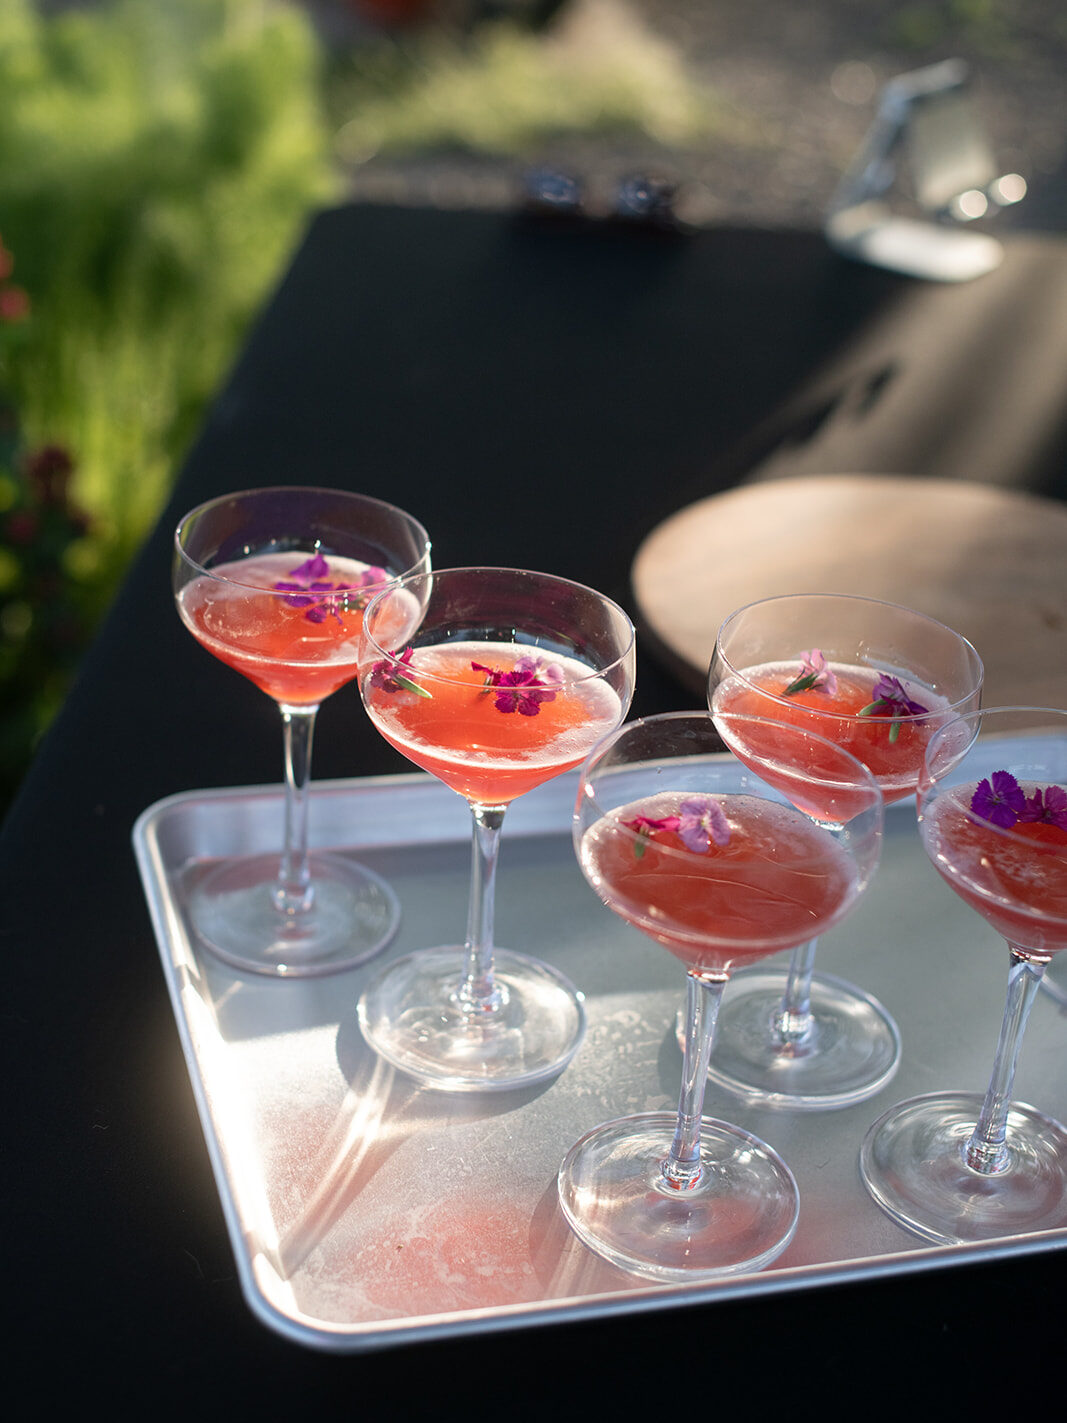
[
  {"left": 1, "top": 0, "right": 337, "bottom": 561},
  {"left": 885, "top": 0, "right": 1017, "bottom": 55},
  {"left": 0, "top": 0, "right": 338, "bottom": 812},
  {"left": 330, "top": 9, "right": 729, "bottom": 163},
  {"left": 0, "top": 0, "right": 728, "bottom": 817}
]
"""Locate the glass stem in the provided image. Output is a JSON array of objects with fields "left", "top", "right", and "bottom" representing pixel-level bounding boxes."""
[
  {"left": 772, "top": 937, "right": 818, "bottom": 1046},
  {"left": 273, "top": 704, "right": 318, "bottom": 916},
  {"left": 663, "top": 971, "right": 726, "bottom": 1190},
  {"left": 456, "top": 804, "right": 507, "bottom": 1016},
  {"left": 964, "top": 947, "right": 1046, "bottom": 1175}
]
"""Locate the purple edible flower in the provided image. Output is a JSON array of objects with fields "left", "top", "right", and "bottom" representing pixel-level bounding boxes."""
[
  {"left": 676, "top": 796, "right": 732, "bottom": 852},
  {"left": 970, "top": 770, "right": 1026, "bottom": 828},
  {"left": 472, "top": 654, "right": 564, "bottom": 716},
  {"left": 783, "top": 649, "right": 838, "bottom": 697},
  {"left": 273, "top": 553, "right": 388, "bottom": 625},
  {"left": 370, "top": 646, "right": 431, "bottom": 699},
  {"left": 274, "top": 550, "right": 330, "bottom": 594},
  {"left": 1017, "top": 784, "right": 1067, "bottom": 830},
  {"left": 861, "top": 673, "right": 930, "bottom": 718},
  {"left": 273, "top": 551, "right": 336, "bottom": 620},
  {"left": 623, "top": 797, "right": 730, "bottom": 859},
  {"left": 859, "top": 673, "right": 930, "bottom": 743}
]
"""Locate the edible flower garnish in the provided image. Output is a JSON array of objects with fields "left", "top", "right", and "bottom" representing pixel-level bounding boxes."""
[
  {"left": 1020, "top": 785, "right": 1067, "bottom": 827},
  {"left": 623, "top": 796, "right": 731, "bottom": 859},
  {"left": 370, "top": 646, "right": 432, "bottom": 699},
  {"left": 471, "top": 654, "right": 564, "bottom": 716},
  {"left": 274, "top": 552, "right": 388, "bottom": 625},
  {"left": 971, "top": 771, "right": 1067, "bottom": 830},
  {"left": 970, "top": 770, "right": 1026, "bottom": 827},
  {"left": 783, "top": 649, "right": 838, "bottom": 697},
  {"left": 858, "top": 673, "right": 930, "bottom": 744}
]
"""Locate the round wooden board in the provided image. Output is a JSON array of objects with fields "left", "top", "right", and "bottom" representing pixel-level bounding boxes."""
[{"left": 631, "top": 474, "right": 1067, "bottom": 710}]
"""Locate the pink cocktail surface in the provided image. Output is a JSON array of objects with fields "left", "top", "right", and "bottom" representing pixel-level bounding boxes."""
[
  {"left": 361, "top": 640, "right": 623, "bottom": 805},
  {"left": 713, "top": 659, "right": 952, "bottom": 818},
  {"left": 178, "top": 551, "right": 382, "bottom": 705},
  {"left": 919, "top": 781, "right": 1067, "bottom": 956},
  {"left": 579, "top": 791, "right": 860, "bottom": 976}
]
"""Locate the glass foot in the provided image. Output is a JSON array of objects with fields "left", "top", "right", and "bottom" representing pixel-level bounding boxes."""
[
  {"left": 186, "top": 851, "right": 399, "bottom": 977},
  {"left": 557, "top": 1111, "right": 798, "bottom": 1282},
  {"left": 860, "top": 1091, "right": 1067, "bottom": 1244},
  {"left": 357, "top": 946, "right": 586, "bottom": 1092},
  {"left": 683, "top": 967, "right": 901, "bottom": 1110}
]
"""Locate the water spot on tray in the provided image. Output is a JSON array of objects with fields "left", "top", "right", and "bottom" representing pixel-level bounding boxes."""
[{"left": 314, "top": 1198, "right": 543, "bottom": 1317}]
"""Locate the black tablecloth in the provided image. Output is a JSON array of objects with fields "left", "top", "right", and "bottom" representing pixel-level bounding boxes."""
[{"left": 5, "top": 203, "right": 1066, "bottom": 1414}]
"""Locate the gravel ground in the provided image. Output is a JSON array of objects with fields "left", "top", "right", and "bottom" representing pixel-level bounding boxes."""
[
  {"left": 320, "top": 0, "right": 1067, "bottom": 233},
  {"left": 643, "top": 0, "right": 1067, "bottom": 231}
]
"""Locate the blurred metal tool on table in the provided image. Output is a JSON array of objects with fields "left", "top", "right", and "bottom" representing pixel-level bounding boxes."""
[{"left": 826, "top": 59, "right": 1026, "bottom": 281}]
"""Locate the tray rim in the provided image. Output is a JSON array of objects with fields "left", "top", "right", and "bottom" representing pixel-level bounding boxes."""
[{"left": 132, "top": 769, "right": 1067, "bottom": 1355}]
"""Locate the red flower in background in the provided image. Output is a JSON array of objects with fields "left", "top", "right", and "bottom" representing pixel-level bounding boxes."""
[
  {"left": 5, "top": 509, "right": 39, "bottom": 544},
  {"left": 0, "top": 230, "right": 30, "bottom": 323},
  {"left": 24, "top": 444, "right": 75, "bottom": 506},
  {"left": 0, "top": 285, "right": 29, "bottom": 322}
]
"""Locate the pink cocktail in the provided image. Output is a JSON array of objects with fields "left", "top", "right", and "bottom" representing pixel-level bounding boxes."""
[
  {"left": 713, "top": 658, "right": 953, "bottom": 815},
  {"left": 178, "top": 551, "right": 378, "bottom": 705},
  {"left": 706, "top": 593, "right": 983, "bottom": 1110},
  {"left": 558, "top": 711, "right": 883, "bottom": 1282},
  {"left": 919, "top": 783, "right": 1067, "bottom": 952},
  {"left": 861, "top": 706, "right": 1067, "bottom": 1245},
  {"left": 356, "top": 566, "right": 636, "bottom": 1092},
  {"left": 173, "top": 486, "right": 431, "bottom": 977},
  {"left": 580, "top": 791, "right": 860, "bottom": 976},
  {"left": 361, "top": 640, "right": 624, "bottom": 805}
]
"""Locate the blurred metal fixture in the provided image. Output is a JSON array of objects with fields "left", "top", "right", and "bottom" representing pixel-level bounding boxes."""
[{"left": 826, "top": 60, "right": 1026, "bottom": 281}]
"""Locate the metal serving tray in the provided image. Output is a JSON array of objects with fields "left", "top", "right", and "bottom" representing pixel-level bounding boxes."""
[{"left": 133, "top": 767, "right": 1067, "bottom": 1353}]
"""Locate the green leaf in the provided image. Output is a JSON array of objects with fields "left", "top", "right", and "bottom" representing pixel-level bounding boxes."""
[{"left": 396, "top": 675, "right": 432, "bottom": 699}]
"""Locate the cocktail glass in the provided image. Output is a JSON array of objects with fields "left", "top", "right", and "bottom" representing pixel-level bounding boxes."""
[
  {"left": 860, "top": 706, "right": 1067, "bottom": 1243},
  {"left": 173, "top": 486, "right": 431, "bottom": 977},
  {"left": 356, "top": 566, "right": 636, "bottom": 1091},
  {"left": 558, "top": 710, "right": 883, "bottom": 1281},
  {"left": 705, "top": 592, "right": 983, "bottom": 1108}
]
